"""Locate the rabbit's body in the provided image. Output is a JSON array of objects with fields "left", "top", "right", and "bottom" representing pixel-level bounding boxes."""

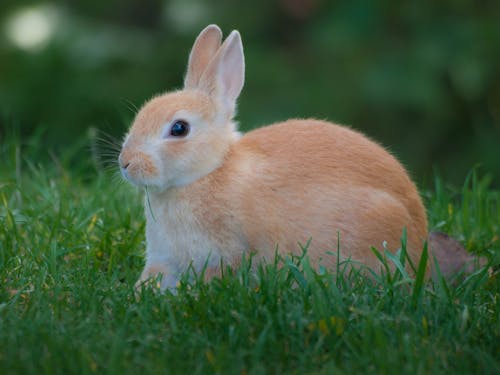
[
  {"left": 142, "top": 118, "right": 427, "bottom": 288},
  {"left": 119, "top": 25, "right": 429, "bottom": 290}
]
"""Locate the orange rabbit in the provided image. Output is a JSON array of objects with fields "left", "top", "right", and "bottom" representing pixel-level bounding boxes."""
[{"left": 119, "top": 25, "right": 428, "bottom": 290}]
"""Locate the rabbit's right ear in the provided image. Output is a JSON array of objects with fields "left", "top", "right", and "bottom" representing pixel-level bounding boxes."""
[{"left": 184, "top": 24, "right": 223, "bottom": 89}]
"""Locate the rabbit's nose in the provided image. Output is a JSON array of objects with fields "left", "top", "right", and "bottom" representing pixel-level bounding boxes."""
[{"left": 118, "top": 152, "right": 131, "bottom": 170}]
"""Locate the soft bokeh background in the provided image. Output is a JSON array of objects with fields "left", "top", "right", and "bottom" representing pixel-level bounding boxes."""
[{"left": 1, "top": 0, "right": 499, "bottom": 186}]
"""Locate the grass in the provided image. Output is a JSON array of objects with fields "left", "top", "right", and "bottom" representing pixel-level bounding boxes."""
[{"left": 0, "top": 135, "right": 499, "bottom": 374}]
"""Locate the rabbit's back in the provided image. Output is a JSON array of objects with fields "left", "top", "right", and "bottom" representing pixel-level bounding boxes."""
[{"left": 207, "top": 119, "right": 428, "bottom": 269}]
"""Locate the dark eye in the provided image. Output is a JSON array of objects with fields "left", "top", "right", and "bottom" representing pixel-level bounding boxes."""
[{"left": 170, "top": 120, "right": 190, "bottom": 137}]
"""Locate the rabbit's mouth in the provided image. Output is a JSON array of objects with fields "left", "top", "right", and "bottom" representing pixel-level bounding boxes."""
[
  {"left": 120, "top": 164, "right": 138, "bottom": 185},
  {"left": 119, "top": 149, "right": 161, "bottom": 186},
  {"left": 120, "top": 163, "right": 160, "bottom": 188},
  {"left": 120, "top": 163, "right": 174, "bottom": 193},
  {"left": 120, "top": 166, "right": 145, "bottom": 187}
]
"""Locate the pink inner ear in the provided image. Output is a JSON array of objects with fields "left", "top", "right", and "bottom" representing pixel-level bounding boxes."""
[
  {"left": 220, "top": 45, "right": 244, "bottom": 101},
  {"left": 216, "top": 34, "right": 244, "bottom": 104}
]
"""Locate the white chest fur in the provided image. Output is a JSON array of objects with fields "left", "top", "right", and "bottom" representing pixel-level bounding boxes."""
[{"left": 143, "top": 190, "right": 222, "bottom": 286}]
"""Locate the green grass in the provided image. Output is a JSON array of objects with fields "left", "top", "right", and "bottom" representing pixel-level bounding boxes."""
[{"left": 0, "top": 136, "right": 499, "bottom": 374}]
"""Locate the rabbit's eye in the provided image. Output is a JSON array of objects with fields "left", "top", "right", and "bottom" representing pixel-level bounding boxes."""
[{"left": 170, "top": 120, "right": 190, "bottom": 137}]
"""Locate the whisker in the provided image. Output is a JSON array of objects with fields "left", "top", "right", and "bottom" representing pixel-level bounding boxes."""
[
  {"left": 121, "top": 98, "right": 140, "bottom": 117},
  {"left": 111, "top": 171, "right": 126, "bottom": 187},
  {"left": 88, "top": 127, "right": 124, "bottom": 173},
  {"left": 95, "top": 134, "right": 123, "bottom": 149}
]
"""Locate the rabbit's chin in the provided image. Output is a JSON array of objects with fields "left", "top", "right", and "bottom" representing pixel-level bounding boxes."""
[
  {"left": 121, "top": 173, "right": 168, "bottom": 192},
  {"left": 124, "top": 173, "right": 203, "bottom": 193}
]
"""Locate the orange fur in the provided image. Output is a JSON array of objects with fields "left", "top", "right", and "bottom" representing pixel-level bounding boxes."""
[
  {"left": 119, "top": 25, "right": 428, "bottom": 290},
  {"left": 182, "top": 119, "right": 427, "bottom": 269}
]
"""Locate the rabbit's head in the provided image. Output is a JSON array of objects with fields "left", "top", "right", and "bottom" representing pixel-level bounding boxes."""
[{"left": 119, "top": 25, "right": 244, "bottom": 190}]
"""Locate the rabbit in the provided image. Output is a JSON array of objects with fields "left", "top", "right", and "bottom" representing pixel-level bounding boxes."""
[{"left": 119, "top": 24, "right": 431, "bottom": 290}]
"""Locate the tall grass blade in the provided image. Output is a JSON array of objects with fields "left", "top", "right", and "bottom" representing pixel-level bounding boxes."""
[{"left": 411, "top": 242, "right": 429, "bottom": 307}]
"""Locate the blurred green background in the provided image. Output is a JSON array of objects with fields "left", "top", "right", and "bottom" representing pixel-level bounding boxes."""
[{"left": 1, "top": 0, "right": 499, "bottom": 186}]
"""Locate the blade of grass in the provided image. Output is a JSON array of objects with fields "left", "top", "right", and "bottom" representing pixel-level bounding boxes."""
[{"left": 411, "top": 242, "right": 429, "bottom": 307}]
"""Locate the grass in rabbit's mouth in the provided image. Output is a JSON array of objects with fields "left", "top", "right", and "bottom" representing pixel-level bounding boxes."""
[{"left": 0, "top": 136, "right": 499, "bottom": 375}]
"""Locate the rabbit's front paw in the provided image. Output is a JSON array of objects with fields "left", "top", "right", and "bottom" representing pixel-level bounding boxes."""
[{"left": 135, "top": 265, "right": 179, "bottom": 291}]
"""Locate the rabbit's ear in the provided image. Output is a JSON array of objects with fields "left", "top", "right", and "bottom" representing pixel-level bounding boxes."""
[
  {"left": 199, "top": 30, "right": 245, "bottom": 111},
  {"left": 184, "top": 24, "right": 223, "bottom": 89}
]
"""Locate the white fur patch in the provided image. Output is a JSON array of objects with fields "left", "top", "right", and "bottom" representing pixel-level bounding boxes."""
[{"left": 144, "top": 191, "right": 222, "bottom": 288}]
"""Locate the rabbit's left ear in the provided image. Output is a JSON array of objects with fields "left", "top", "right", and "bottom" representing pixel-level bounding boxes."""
[
  {"left": 184, "top": 25, "right": 223, "bottom": 89},
  {"left": 198, "top": 30, "right": 245, "bottom": 111}
]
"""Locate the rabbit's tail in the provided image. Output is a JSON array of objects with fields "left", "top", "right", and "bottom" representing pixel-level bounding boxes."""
[{"left": 428, "top": 231, "right": 487, "bottom": 281}]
